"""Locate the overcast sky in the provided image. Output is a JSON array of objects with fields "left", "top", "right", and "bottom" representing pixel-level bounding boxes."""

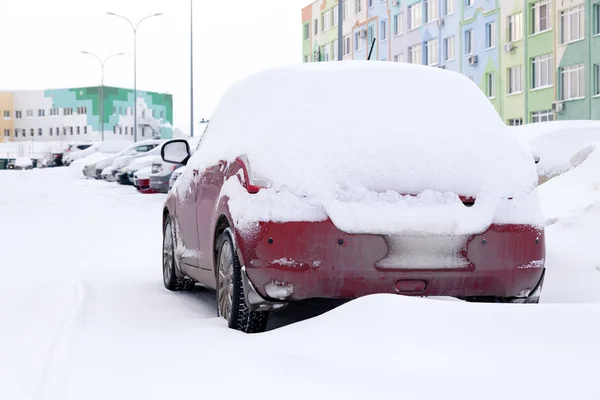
[{"left": 0, "top": 0, "right": 312, "bottom": 133}]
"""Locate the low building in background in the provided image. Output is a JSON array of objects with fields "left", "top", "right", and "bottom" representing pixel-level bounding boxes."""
[
  {"left": 0, "top": 86, "right": 173, "bottom": 143},
  {"left": 302, "top": 0, "right": 600, "bottom": 124}
]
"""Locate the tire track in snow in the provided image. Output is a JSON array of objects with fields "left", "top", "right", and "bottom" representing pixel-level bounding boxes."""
[{"left": 31, "top": 279, "right": 97, "bottom": 400}]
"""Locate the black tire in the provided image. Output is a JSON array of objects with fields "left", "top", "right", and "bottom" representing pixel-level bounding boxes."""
[
  {"left": 216, "top": 233, "right": 269, "bottom": 333},
  {"left": 162, "top": 215, "right": 188, "bottom": 291}
]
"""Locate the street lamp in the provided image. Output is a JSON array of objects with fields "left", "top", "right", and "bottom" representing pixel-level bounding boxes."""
[
  {"left": 81, "top": 51, "right": 124, "bottom": 141},
  {"left": 106, "top": 11, "right": 164, "bottom": 142}
]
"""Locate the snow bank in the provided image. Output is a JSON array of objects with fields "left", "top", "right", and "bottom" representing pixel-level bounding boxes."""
[
  {"left": 181, "top": 61, "right": 539, "bottom": 235},
  {"left": 512, "top": 121, "right": 600, "bottom": 182},
  {"left": 535, "top": 143, "right": 600, "bottom": 303}
]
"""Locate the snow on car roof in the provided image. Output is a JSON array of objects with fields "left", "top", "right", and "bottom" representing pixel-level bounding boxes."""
[{"left": 182, "top": 61, "right": 541, "bottom": 235}]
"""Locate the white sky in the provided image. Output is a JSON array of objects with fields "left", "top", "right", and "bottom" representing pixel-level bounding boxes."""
[{"left": 0, "top": 0, "right": 312, "bottom": 133}]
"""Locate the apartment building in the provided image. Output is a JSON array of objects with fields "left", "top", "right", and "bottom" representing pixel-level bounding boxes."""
[
  {"left": 0, "top": 86, "right": 173, "bottom": 143},
  {"left": 302, "top": 0, "right": 600, "bottom": 124}
]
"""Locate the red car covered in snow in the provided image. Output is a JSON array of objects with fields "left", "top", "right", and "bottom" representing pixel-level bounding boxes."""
[{"left": 160, "top": 62, "right": 546, "bottom": 333}]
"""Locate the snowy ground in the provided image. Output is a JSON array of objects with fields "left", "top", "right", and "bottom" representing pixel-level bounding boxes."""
[{"left": 1, "top": 166, "right": 600, "bottom": 400}]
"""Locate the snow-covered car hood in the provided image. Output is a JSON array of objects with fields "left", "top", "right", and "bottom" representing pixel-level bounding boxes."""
[
  {"left": 177, "top": 61, "right": 541, "bottom": 236},
  {"left": 133, "top": 166, "right": 153, "bottom": 180},
  {"left": 128, "top": 155, "right": 162, "bottom": 172}
]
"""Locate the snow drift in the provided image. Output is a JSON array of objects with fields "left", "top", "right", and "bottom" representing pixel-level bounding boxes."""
[{"left": 180, "top": 61, "right": 541, "bottom": 235}]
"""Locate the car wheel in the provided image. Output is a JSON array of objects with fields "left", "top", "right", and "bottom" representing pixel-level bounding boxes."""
[
  {"left": 216, "top": 233, "right": 269, "bottom": 333},
  {"left": 162, "top": 216, "right": 188, "bottom": 291}
]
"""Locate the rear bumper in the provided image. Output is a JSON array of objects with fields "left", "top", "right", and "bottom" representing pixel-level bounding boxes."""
[
  {"left": 150, "top": 176, "right": 170, "bottom": 193},
  {"left": 235, "top": 220, "right": 545, "bottom": 303}
]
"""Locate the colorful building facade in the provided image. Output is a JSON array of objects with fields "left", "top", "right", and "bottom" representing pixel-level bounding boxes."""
[
  {"left": 0, "top": 86, "right": 173, "bottom": 143},
  {"left": 302, "top": 0, "right": 600, "bottom": 124}
]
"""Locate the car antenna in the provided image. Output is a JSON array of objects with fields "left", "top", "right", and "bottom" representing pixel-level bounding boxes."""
[{"left": 367, "top": 37, "right": 376, "bottom": 60}]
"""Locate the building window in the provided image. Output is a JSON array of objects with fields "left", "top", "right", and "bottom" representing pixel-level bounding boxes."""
[
  {"left": 38, "top": 109, "right": 45, "bottom": 117},
  {"left": 444, "top": 0, "right": 455, "bottom": 15},
  {"left": 63, "top": 127, "right": 67, "bottom": 135},
  {"left": 531, "top": 54, "right": 553, "bottom": 89},
  {"left": 408, "top": 44, "right": 422, "bottom": 64},
  {"left": 464, "top": 29, "right": 474, "bottom": 55},
  {"left": 343, "top": 0, "right": 350, "bottom": 20},
  {"left": 3, "top": 129, "right": 9, "bottom": 137},
  {"left": 313, "top": 19, "right": 318, "bottom": 35},
  {"left": 486, "top": 72, "right": 496, "bottom": 98},
  {"left": 425, "top": 0, "right": 438, "bottom": 22},
  {"left": 63, "top": 108, "right": 73, "bottom": 116},
  {"left": 77, "top": 126, "right": 81, "bottom": 135},
  {"left": 343, "top": 35, "right": 352, "bottom": 55},
  {"left": 508, "top": 13, "right": 523, "bottom": 42},
  {"left": 560, "top": 63, "right": 585, "bottom": 100},
  {"left": 508, "top": 65, "right": 523, "bottom": 94},
  {"left": 380, "top": 19, "right": 387, "bottom": 41},
  {"left": 56, "top": 127, "right": 59, "bottom": 136},
  {"left": 444, "top": 36, "right": 455, "bottom": 61},
  {"left": 15, "top": 110, "right": 22, "bottom": 119},
  {"left": 393, "top": 53, "right": 404, "bottom": 62},
  {"left": 321, "top": 44, "right": 330, "bottom": 61},
  {"left": 485, "top": 22, "right": 496, "bottom": 49},
  {"left": 49, "top": 108, "right": 59, "bottom": 116},
  {"left": 393, "top": 13, "right": 404, "bottom": 35},
  {"left": 507, "top": 118, "right": 523, "bottom": 126},
  {"left": 425, "top": 38, "right": 439, "bottom": 66},
  {"left": 408, "top": 4, "right": 422, "bottom": 30},
  {"left": 37, "top": 128, "right": 42, "bottom": 136},
  {"left": 322, "top": 11, "right": 330, "bottom": 31},
  {"left": 26, "top": 110, "right": 33, "bottom": 117},
  {"left": 560, "top": 5, "right": 584, "bottom": 44},
  {"left": 30, "top": 128, "right": 34, "bottom": 136},
  {"left": 368, "top": 0, "right": 374, "bottom": 7},
  {"left": 69, "top": 127, "right": 73, "bottom": 135},
  {"left": 531, "top": 0, "right": 551, "bottom": 34},
  {"left": 594, "top": 64, "right": 600, "bottom": 96},
  {"left": 3, "top": 110, "right": 10, "bottom": 118},
  {"left": 333, "top": 6, "right": 339, "bottom": 27},
  {"left": 49, "top": 128, "right": 53, "bottom": 136},
  {"left": 84, "top": 126, "right": 88, "bottom": 134},
  {"left": 354, "top": 31, "right": 364, "bottom": 51},
  {"left": 465, "top": 0, "right": 473, "bottom": 7},
  {"left": 356, "top": 0, "right": 362, "bottom": 13},
  {"left": 119, "top": 126, "right": 123, "bottom": 135},
  {"left": 77, "top": 107, "right": 87, "bottom": 115},
  {"left": 332, "top": 39, "right": 339, "bottom": 60},
  {"left": 15, "top": 129, "right": 19, "bottom": 137},
  {"left": 594, "top": 3, "right": 600, "bottom": 36},
  {"left": 531, "top": 110, "right": 555, "bottom": 123},
  {"left": 303, "top": 23, "right": 309, "bottom": 40}
]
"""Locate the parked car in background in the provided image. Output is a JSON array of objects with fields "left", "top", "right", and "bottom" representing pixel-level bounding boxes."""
[
  {"left": 149, "top": 137, "right": 200, "bottom": 193},
  {"left": 124, "top": 155, "right": 162, "bottom": 186},
  {"left": 133, "top": 166, "right": 155, "bottom": 193},
  {"left": 92, "top": 139, "right": 164, "bottom": 179},
  {"left": 159, "top": 62, "right": 546, "bottom": 334},
  {"left": 14, "top": 157, "right": 33, "bottom": 170},
  {"left": 107, "top": 142, "right": 165, "bottom": 183},
  {"left": 149, "top": 160, "right": 183, "bottom": 193},
  {"left": 49, "top": 142, "right": 95, "bottom": 167},
  {"left": 65, "top": 140, "right": 130, "bottom": 167},
  {"left": 169, "top": 166, "right": 185, "bottom": 191}
]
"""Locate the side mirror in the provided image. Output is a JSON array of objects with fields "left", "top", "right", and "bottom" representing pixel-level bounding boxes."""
[{"left": 161, "top": 139, "right": 191, "bottom": 165}]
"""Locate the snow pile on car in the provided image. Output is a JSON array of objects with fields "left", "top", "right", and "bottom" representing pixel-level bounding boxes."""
[
  {"left": 512, "top": 121, "right": 600, "bottom": 183},
  {"left": 14, "top": 157, "right": 33, "bottom": 168},
  {"left": 535, "top": 142, "right": 600, "bottom": 303},
  {"left": 183, "top": 61, "right": 541, "bottom": 235}
]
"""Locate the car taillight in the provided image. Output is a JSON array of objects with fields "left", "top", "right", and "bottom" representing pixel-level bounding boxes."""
[{"left": 171, "top": 165, "right": 178, "bottom": 172}]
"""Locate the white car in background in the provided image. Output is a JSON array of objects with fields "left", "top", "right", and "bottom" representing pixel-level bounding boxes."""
[
  {"left": 65, "top": 140, "right": 131, "bottom": 166},
  {"left": 87, "top": 139, "right": 164, "bottom": 179}
]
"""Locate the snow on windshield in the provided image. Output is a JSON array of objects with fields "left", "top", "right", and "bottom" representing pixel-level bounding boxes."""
[{"left": 182, "top": 61, "right": 541, "bottom": 235}]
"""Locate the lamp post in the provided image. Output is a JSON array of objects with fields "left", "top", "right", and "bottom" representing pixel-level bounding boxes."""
[
  {"left": 190, "top": 0, "right": 194, "bottom": 137},
  {"left": 81, "top": 51, "right": 124, "bottom": 141},
  {"left": 106, "top": 11, "right": 164, "bottom": 143}
]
